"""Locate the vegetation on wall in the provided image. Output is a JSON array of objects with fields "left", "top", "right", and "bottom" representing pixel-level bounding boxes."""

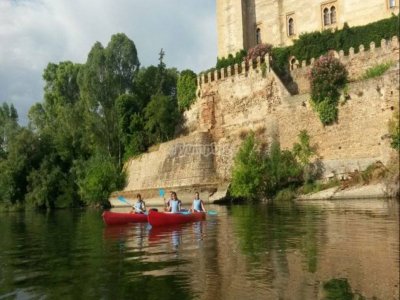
[
  {"left": 310, "top": 55, "right": 348, "bottom": 125},
  {"left": 216, "top": 49, "right": 247, "bottom": 70},
  {"left": 230, "top": 130, "right": 317, "bottom": 201},
  {"left": 177, "top": 69, "right": 197, "bottom": 111},
  {"left": 244, "top": 43, "right": 272, "bottom": 64},
  {"left": 271, "top": 14, "right": 399, "bottom": 76},
  {"left": 360, "top": 62, "right": 393, "bottom": 80},
  {"left": 209, "top": 15, "right": 398, "bottom": 80},
  {"left": 388, "top": 106, "right": 400, "bottom": 150},
  {"left": 0, "top": 33, "right": 183, "bottom": 210}
]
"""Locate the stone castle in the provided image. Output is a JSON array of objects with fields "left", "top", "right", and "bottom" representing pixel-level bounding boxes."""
[
  {"left": 111, "top": 3, "right": 399, "bottom": 205},
  {"left": 217, "top": 0, "right": 399, "bottom": 57},
  {"left": 112, "top": 34, "right": 399, "bottom": 205}
]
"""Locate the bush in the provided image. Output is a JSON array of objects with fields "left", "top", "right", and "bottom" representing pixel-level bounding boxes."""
[
  {"left": 310, "top": 54, "right": 348, "bottom": 125},
  {"left": 361, "top": 62, "right": 393, "bottom": 80},
  {"left": 245, "top": 43, "right": 273, "bottom": 64},
  {"left": 230, "top": 132, "right": 265, "bottom": 200},
  {"left": 77, "top": 154, "right": 125, "bottom": 207},
  {"left": 388, "top": 105, "right": 400, "bottom": 150},
  {"left": 216, "top": 50, "right": 247, "bottom": 70},
  {"left": 230, "top": 131, "right": 307, "bottom": 201},
  {"left": 177, "top": 69, "right": 197, "bottom": 111}
]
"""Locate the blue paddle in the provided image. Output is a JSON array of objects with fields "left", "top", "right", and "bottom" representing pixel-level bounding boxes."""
[
  {"left": 159, "top": 189, "right": 165, "bottom": 197},
  {"left": 207, "top": 210, "right": 218, "bottom": 216},
  {"left": 117, "top": 195, "right": 132, "bottom": 206}
]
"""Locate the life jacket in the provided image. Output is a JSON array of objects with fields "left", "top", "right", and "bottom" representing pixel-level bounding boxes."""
[
  {"left": 134, "top": 200, "right": 145, "bottom": 212},
  {"left": 170, "top": 199, "right": 180, "bottom": 213},
  {"left": 193, "top": 199, "right": 203, "bottom": 211}
]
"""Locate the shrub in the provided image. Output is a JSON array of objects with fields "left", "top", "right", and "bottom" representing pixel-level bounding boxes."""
[
  {"left": 388, "top": 106, "right": 399, "bottom": 150},
  {"left": 230, "top": 131, "right": 314, "bottom": 201},
  {"left": 177, "top": 69, "right": 197, "bottom": 111},
  {"left": 230, "top": 132, "right": 265, "bottom": 200},
  {"left": 310, "top": 54, "right": 348, "bottom": 125},
  {"left": 361, "top": 62, "right": 393, "bottom": 80},
  {"left": 77, "top": 154, "right": 125, "bottom": 207},
  {"left": 245, "top": 43, "right": 273, "bottom": 64},
  {"left": 216, "top": 50, "right": 247, "bottom": 70}
]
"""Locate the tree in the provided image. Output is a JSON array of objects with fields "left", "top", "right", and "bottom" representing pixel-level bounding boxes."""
[
  {"left": 77, "top": 153, "right": 125, "bottom": 207},
  {"left": 0, "top": 103, "right": 19, "bottom": 157},
  {"left": 78, "top": 34, "right": 140, "bottom": 164},
  {"left": 145, "top": 93, "right": 180, "bottom": 144},
  {"left": 230, "top": 133, "right": 265, "bottom": 200}
]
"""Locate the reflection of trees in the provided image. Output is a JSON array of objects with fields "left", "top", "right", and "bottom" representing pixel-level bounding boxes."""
[
  {"left": 0, "top": 211, "right": 192, "bottom": 300},
  {"left": 230, "top": 201, "right": 323, "bottom": 275},
  {"left": 322, "top": 278, "right": 366, "bottom": 300}
]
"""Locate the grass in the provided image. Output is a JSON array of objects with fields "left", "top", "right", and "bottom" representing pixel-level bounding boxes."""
[
  {"left": 299, "top": 178, "right": 340, "bottom": 195},
  {"left": 360, "top": 62, "right": 393, "bottom": 80},
  {"left": 274, "top": 187, "right": 297, "bottom": 201}
]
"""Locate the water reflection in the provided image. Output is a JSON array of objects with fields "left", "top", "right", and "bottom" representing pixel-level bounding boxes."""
[{"left": 0, "top": 200, "right": 398, "bottom": 299}]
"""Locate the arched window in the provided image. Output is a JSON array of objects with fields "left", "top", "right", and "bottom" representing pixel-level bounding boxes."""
[
  {"left": 389, "top": 0, "right": 396, "bottom": 7},
  {"left": 323, "top": 8, "right": 330, "bottom": 25},
  {"left": 288, "top": 18, "right": 294, "bottom": 36},
  {"left": 290, "top": 58, "right": 297, "bottom": 70},
  {"left": 256, "top": 28, "right": 261, "bottom": 44},
  {"left": 330, "top": 6, "right": 337, "bottom": 24}
]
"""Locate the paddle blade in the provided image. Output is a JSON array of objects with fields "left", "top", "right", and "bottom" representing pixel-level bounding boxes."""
[
  {"left": 207, "top": 210, "right": 218, "bottom": 216},
  {"left": 117, "top": 196, "right": 130, "bottom": 205},
  {"left": 159, "top": 189, "right": 165, "bottom": 197}
]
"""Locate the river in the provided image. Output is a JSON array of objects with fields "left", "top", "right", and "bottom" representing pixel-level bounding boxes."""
[{"left": 0, "top": 199, "right": 398, "bottom": 299}]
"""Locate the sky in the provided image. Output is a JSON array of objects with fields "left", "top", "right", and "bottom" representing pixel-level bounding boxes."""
[{"left": 0, "top": 0, "right": 217, "bottom": 124}]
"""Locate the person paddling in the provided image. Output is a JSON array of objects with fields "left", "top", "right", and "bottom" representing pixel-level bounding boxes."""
[
  {"left": 167, "top": 191, "right": 182, "bottom": 213},
  {"left": 190, "top": 192, "right": 206, "bottom": 213},
  {"left": 133, "top": 193, "right": 146, "bottom": 214}
]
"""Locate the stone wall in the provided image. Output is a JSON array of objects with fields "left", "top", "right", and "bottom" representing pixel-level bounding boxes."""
[
  {"left": 115, "top": 44, "right": 399, "bottom": 204},
  {"left": 290, "top": 36, "right": 400, "bottom": 94},
  {"left": 194, "top": 56, "right": 398, "bottom": 182},
  {"left": 113, "top": 132, "right": 219, "bottom": 205}
]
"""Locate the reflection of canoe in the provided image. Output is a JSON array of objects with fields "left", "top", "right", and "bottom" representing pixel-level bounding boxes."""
[
  {"left": 148, "top": 224, "right": 185, "bottom": 242},
  {"left": 148, "top": 210, "right": 206, "bottom": 227},
  {"left": 102, "top": 211, "right": 148, "bottom": 225}
]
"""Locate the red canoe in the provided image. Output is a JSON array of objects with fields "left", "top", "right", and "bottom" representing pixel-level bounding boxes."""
[
  {"left": 102, "top": 211, "right": 148, "bottom": 225},
  {"left": 148, "top": 210, "right": 206, "bottom": 227}
]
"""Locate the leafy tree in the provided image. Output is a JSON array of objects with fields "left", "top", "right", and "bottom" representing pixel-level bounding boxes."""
[
  {"left": 116, "top": 94, "right": 147, "bottom": 158},
  {"left": 263, "top": 142, "right": 302, "bottom": 198},
  {"left": 230, "top": 132, "right": 307, "bottom": 201},
  {"left": 145, "top": 93, "right": 180, "bottom": 144},
  {"left": 230, "top": 133, "right": 265, "bottom": 200},
  {"left": 25, "top": 154, "right": 78, "bottom": 209},
  {"left": 0, "top": 103, "right": 18, "bottom": 158},
  {"left": 177, "top": 69, "right": 197, "bottom": 111},
  {"left": 0, "top": 128, "right": 44, "bottom": 205},
  {"left": 78, "top": 34, "right": 140, "bottom": 163},
  {"left": 77, "top": 153, "right": 125, "bottom": 207},
  {"left": 105, "top": 33, "right": 140, "bottom": 96}
]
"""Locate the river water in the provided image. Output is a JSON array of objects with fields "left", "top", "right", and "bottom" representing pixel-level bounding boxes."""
[{"left": 0, "top": 199, "right": 398, "bottom": 300}]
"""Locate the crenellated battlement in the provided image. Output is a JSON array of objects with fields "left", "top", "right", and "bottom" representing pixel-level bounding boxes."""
[
  {"left": 290, "top": 36, "right": 399, "bottom": 93},
  {"left": 197, "top": 54, "right": 271, "bottom": 86},
  {"left": 291, "top": 36, "right": 398, "bottom": 70},
  {"left": 197, "top": 36, "right": 399, "bottom": 95}
]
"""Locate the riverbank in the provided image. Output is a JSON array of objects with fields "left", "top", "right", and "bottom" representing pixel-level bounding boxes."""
[{"left": 297, "top": 183, "right": 393, "bottom": 200}]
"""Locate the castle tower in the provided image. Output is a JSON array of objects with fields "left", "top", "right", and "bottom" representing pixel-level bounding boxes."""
[
  {"left": 216, "top": 0, "right": 283, "bottom": 58},
  {"left": 216, "top": 0, "right": 247, "bottom": 58}
]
